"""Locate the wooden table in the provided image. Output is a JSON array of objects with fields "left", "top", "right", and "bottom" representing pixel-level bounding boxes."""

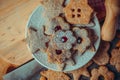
[{"left": 0, "top": 0, "right": 40, "bottom": 79}]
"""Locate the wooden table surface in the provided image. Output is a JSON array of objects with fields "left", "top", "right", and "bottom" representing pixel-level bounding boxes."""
[{"left": 0, "top": 0, "right": 40, "bottom": 79}]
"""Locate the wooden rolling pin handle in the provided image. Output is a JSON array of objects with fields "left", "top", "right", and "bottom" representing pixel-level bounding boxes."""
[{"left": 101, "top": 0, "right": 120, "bottom": 41}]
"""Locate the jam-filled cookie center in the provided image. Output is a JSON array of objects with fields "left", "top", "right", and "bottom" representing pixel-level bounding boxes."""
[
  {"left": 54, "top": 25, "right": 62, "bottom": 32},
  {"left": 61, "top": 36, "right": 68, "bottom": 43},
  {"left": 56, "top": 50, "right": 62, "bottom": 55}
]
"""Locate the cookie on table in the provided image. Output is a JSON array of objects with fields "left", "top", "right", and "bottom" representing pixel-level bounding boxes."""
[
  {"left": 93, "top": 41, "right": 110, "bottom": 65},
  {"left": 110, "top": 48, "right": 120, "bottom": 72},
  {"left": 91, "top": 66, "right": 114, "bottom": 80},
  {"left": 45, "top": 17, "right": 70, "bottom": 35},
  {"left": 63, "top": 0, "right": 93, "bottom": 24},
  {"left": 40, "top": 70, "right": 70, "bottom": 80},
  {"left": 73, "top": 27, "right": 91, "bottom": 55},
  {"left": 41, "top": 0, "right": 64, "bottom": 19},
  {"left": 67, "top": 61, "right": 93, "bottom": 80},
  {"left": 27, "top": 26, "right": 49, "bottom": 53}
]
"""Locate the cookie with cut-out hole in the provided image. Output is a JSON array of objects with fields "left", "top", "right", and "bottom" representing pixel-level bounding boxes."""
[
  {"left": 47, "top": 44, "right": 75, "bottom": 70},
  {"left": 91, "top": 66, "right": 114, "bottom": 80},
  {"left": 73, "top": 27, "right": 91, "bottom": 55},
  {"left": 63, "top": 0, "right": 93, "bottom": 24},
  {"left": 51, "top": 30, "right": 76, "bottom": 50}
]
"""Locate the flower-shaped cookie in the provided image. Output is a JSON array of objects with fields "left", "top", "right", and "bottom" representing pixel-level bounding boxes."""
[
  {"left": 63, "top": 0, "right": 93, "bottom": 24},
  {"left": 45, "top": 17, "right": 70, "bottom": 35},
  {"left": 52, "top": 30, "right": 76, "bottom": 50},
  {"left": 47, "top": 45, "right": 74, "bottom": 70},
  {"left": 73, "top": 27, "right": 91, "bottom": 55}
]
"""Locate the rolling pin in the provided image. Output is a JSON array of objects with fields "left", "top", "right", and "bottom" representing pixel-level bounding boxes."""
[{"left": 101, "top": 0, "right": 120, "bottom": 41}]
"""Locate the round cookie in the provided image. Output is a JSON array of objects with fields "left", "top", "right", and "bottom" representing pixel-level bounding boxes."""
[
  {"left": 73, "top": 27, "right": 91, "bottom": 55},
  {"left": 91, "top": 66, "right": 114, "bottom": 80},
  {"left": 63, "top": 0, "right": 93, "bottom": 24}
]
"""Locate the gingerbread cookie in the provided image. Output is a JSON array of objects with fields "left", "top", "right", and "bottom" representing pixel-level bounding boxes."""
[
  {"left": 91, "top": 66, "right": 114, "bottom": 80},
  {"left": 63, "top": 0, "right": 93, "bottom": 24},
  {"left": 51, "top": 30, "right": 76, "bottom": 50},
  {"left": 41, "top": 0, "right": 64, "bottom": 19},
  {"left": 68, "top": 61, "right": 93, "bottom": 80},
  {"left": 73, "top": 27, "right": 91, "bottom": 55},
  {"left": 40, "top": 76, "right": 46, "bottom": 80},
  {"left": 110, "top": 48, "right": 120, "bottom": 72},
  {"left": 45, "top": 17, "right": 70, "bottom": 35},
  {"left": 47, "top": 44, "right": 74, "bottom": 70},
  {"left": 40, "top": 70, "right": 70, "bottom": 80},
  {"left": 93, "top": 41, "right": 110, "bottom": 65},
  {"left": 27, "top": 26, "right": 49, "bottom": 53}
]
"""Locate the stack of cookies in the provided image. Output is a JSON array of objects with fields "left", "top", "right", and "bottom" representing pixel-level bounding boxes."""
[{"left": 27, "top": 0, "right": 98, "bottom": 70}]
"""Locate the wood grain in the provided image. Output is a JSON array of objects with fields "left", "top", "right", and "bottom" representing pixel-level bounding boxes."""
[{"left": 0, "top": 0, "right": 40, "bottom": 65}]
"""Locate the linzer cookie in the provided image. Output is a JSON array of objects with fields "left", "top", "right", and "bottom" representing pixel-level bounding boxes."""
[
  {"left": 40, "top": 70, "right": 70, "bottom": 80},
  {"left": 45, "top": 17, "right": 70, "bottom": 35},
  {"left": 93, "top": 41, "right": 110, "bottom": 65},
  {"left": 110, "top": 48, "right": 120, "bottom": 72},
  {"left": 63, "top": 0, "right": 93, "bottom": 24},
  {"left": 47, "top": 44, "right": 74, "bottom": 70},
  {"left": 51, "top": 30, "right": 76, "bottom": 50},
  {"left": 41, "top": 0, "right": 64, "bottom": 19},
  {"left": 91, "top": 66, "right": 114, "bottom": 80},
  {"left": 73, "top": 27, "right": 91, "bottom": 55}
]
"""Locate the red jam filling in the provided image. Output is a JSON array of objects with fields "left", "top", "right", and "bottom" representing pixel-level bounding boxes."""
[
  {"left": 61, "top": 36, "right": 68, "bottom": 43},
  {"left": 56, "top": 50, "right": 62, "bottom": 55},
  {"left": 54, "top": 26, "right": 61, "bottom": 32}
]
